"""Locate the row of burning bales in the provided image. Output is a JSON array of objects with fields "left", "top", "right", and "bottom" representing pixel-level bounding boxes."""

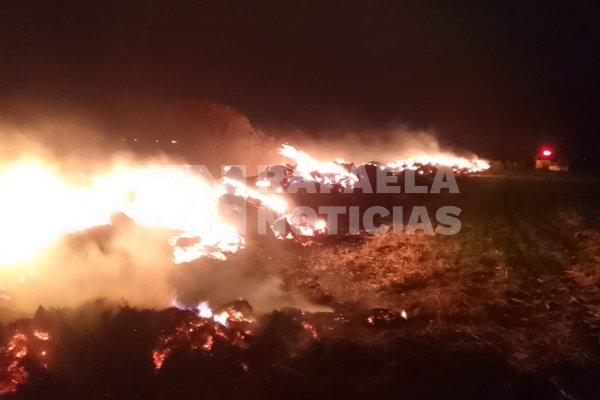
[
  {"left": 175, "top": 144, "right": 490, "bottom": 262},
  {"left": 0, "top": 144, "right": 489, "bottom": 267},
  {"left": 0, "top": 144, "right": 487, "bottom": 394}
]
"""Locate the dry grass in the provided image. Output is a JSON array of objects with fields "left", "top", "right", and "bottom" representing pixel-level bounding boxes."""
[{"left": 279, "top": 173, "right": 600, "bottom": 370}]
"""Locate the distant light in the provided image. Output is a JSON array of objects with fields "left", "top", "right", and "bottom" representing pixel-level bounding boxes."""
[
  {"left": 155, "top": 139, "right": 159, "bottom": 143},
  {"left": 171, "top": 139, "right": 178, "bottom": 144},
  {"left": 540, "top": 146, "right": 554, "bottom": 158}
]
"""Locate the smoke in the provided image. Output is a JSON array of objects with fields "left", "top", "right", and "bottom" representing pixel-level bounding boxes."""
[
  {"left": 2, "top": 222, "right": 174, "bottom": 314},
  {"left": 0, "top": 213, "right": 307, "bottom": 319},
  {"left": 93, "top": 98, "right": 280, "bottom": 171},
  {"left": 275, "top": 127, "right": 485, "bottom": 165},
  {"left": 0, "top": 98, "right": 279, "bottom": 171}
]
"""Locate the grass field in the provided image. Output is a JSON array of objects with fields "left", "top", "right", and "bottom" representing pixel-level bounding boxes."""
[
  {"left": 174, "top": 170, "right": 600, "bottom": 397},
  {"left": 272, "top": 172, "right": 600, "bottom": 395}
]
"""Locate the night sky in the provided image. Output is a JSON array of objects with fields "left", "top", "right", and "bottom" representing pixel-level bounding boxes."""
[{"left": 1, "top": 1, "right": 599, "bottom": 161}]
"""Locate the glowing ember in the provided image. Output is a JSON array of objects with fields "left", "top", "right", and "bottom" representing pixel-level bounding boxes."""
[
  {"left": 302, "top": 322, "right": 318, "bottom": 339},
  {"left": 152, "top": 350, "right": 168, "bottom": 370},
  {"left": 0, "top": 333, "right": 28, "bottom": 395},
  {"left": 0, "top": 328, "right": 51, "bottom": 395},
  {"left": 33, "top": 330, "right": 50, "bottom": 341},
  {"left": 152, "top": 309, "right": 253, "bottom": 371},
  {"left": 171, "top": 300, "right": 256, "bottom": 327}
]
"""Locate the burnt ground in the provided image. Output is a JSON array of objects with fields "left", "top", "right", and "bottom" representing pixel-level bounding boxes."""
[{"left": 3, "top": 172, "right": 600, "bottom": 399}]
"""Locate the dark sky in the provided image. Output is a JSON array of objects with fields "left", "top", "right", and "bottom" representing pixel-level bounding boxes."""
[{"left": 1, "top": 0, "right": 599, "bottom": 160}]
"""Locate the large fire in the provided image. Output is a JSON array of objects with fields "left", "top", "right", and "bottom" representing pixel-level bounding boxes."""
[
  {"left": 0, "top": 144, "right": 488, "bottom": 269},
  {"left": 0, "top": 160, "right": 111, "bottom": 266},
  {"left": 0, "top": 160, "right": 244, "bottom": 267},
  {"left": 0, "top": 138, "right": 492, "bottom": 394}
]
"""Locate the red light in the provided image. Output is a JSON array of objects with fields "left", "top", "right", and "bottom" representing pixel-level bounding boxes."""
[{"left": 539, "top": 146, "right": 554, "bottom": 158}]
